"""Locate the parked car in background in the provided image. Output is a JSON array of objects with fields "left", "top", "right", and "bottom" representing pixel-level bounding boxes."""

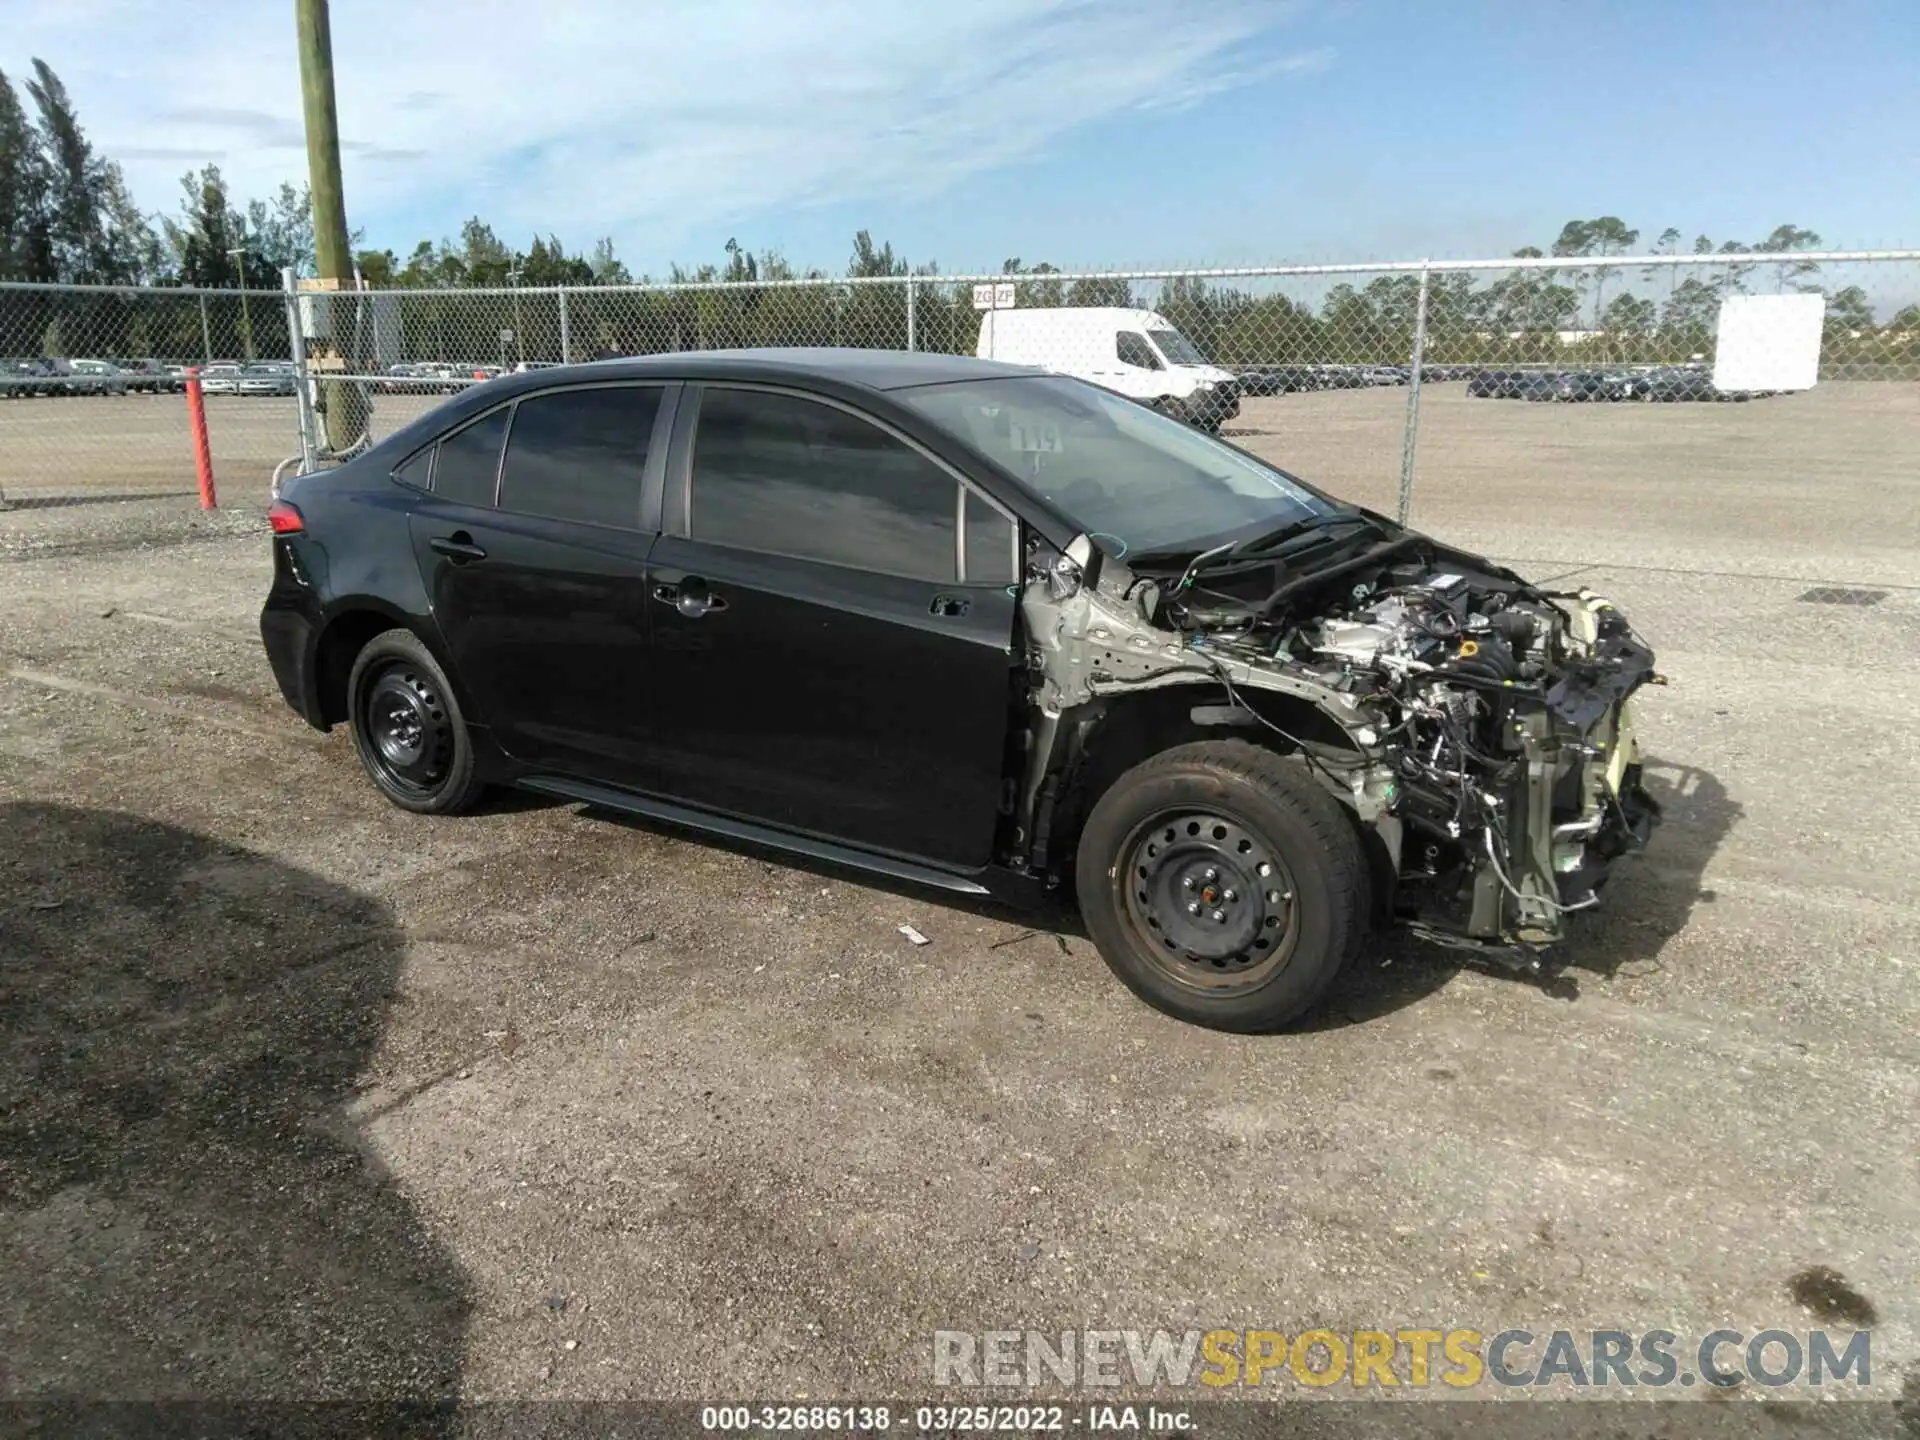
[
  {"left": 68, "top": 359, "right": 129, "bottom": 395},
  {"left": 1520, "top": 371, "right": 1607, "bottom": 402},
  {"left": 1467, "top": 369, "right": 1526, "bottom": 398},
  {"left": 198, "top": 363, "right": 243, "bottom": 395},
  {"left": 380, "top": 364, "right": 434, "bottom": 393},
  {"left": 237, "top": 362, "right": 297, "bottom": 397},
  {"left": 0, "top": 359, "right": 55, "bottom": 398},
  {"left": 1360, "top": 365, "right": 1410, "bottom": 387},
  {"left": 259, "top": 349, "right": 1659, "bottom": 1034},
  {"left": 1234, "top": 364, "right": 1324, "bottom": 396},
  {"left": 1595, "top": 370, "right": 1650, "bottom": 402},
  {"left": 511, "top": 360, "right": 562, "bottom": 375},
  {"left": 1638, "top": 366, "right": 1722, "bottom": 402},
  {"left": 975, "top": 306, "right": 1240, "bottom": 430},
  {"left": 120, "top": 359, "right": 182, "bottom": 394}
]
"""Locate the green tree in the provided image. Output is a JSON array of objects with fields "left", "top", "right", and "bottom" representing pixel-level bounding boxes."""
[
  {"left": 1754, "top": 223, "right": 1822, "bottom": 292},
  {"left": 355, "top": 247, "right": 397, "bottom": 287},
  {"left": 0, "top": 68, "right": 53, "bottom": 282},
  {"left": 459, "top": 217, "right": 511, "bottom": 285},
  {"left": 1660, "top": 276, "right": 1720, "bottom": 358},
  {"left": 162, "top": 164, "right": 246, "bottom": 288},
  {"left": 1823, "top": 285, "right": 1873, "bottom": 332},
  {"left": 849, "top": 229, "right": 906, "bottom": 278},
  {"left": 247, "top": 182, "right": 315, "bottom": 277},
  {"left": 1066, "top": 275, "right": 1134, "bottom": 306},
  {"left": 997, "top": 257, "right": 1063, "bottom": 308},
  {"left": 1484, "top": 248, "right": 1580, "bottom": 359},
  {"left": 1600, "top": 292, "right": 1655, "bottom": 332},
  {"left": 1551, "top": 216, "right": 1639, "bottom": 324},
  {"left": 1713, "top": 239, "right": 1755, "bottom": 297},
  {"left": 588, "top": 237, "right": 630, "bottom": 285},
  {"left": 23, "top": 58, "right": 150, "bottom": 283}
]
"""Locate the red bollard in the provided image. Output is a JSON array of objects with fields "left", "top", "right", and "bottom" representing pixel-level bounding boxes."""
[{"left": 185, "top": 366, "right": 216, "bottom": 510}]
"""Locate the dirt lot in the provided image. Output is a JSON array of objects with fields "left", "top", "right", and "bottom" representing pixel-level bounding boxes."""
[{"left": 1, "top": 385, "right": 1917, "bottom": 1425}]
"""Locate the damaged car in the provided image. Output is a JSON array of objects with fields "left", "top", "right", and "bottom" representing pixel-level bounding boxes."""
[{"left": 261, "top": 350, "right": 1660, "bottom": 1032}]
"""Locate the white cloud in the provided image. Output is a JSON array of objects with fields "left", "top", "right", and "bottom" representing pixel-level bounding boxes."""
[{"left": 5, "top": 0, "right": 1326, "bottom": 257}]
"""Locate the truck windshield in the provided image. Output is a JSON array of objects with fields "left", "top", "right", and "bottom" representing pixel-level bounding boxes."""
[
  {"left": 1146, "top": 327, "right": 1206, "bottom": 366},
  {"left": 898, "top": 374, "right": 1332, "bottom": 557}
]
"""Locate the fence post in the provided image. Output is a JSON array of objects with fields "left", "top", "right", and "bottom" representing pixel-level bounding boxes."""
[
  {"left": 197, "top": 293, "right": 213, "bottom": 362},
  {"left": 558, "top": 286, "right": 572, "bottom": 363},
  {"left": 185, "top": 367, "right": 216, "bottom": 509},
  {"left": 1396, "top": 261, "right": 1432, "bottom": 526},
  {"left": 283, "top": 267, "right": 318, "bottom": 477},
  {"left": 905, "top": 276, "right": 917, "bottom": 352}
]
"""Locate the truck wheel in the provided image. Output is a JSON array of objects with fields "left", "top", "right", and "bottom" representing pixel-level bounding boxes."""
[
  {"left": 1075, "top": 740, "right": 1369, "bottom": 1031},
  {"left": 346, "top": 628, "right": 485, "bottom": 816}
]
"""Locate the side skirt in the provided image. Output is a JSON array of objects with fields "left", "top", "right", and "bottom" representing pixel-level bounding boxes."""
[{"left": 517, "top": 774, "right": 997, "bottom": 898}]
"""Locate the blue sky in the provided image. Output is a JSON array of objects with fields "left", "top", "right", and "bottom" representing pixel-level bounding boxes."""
[{"left": 6, "top": 0, "right": 1916, "bottom": 275}]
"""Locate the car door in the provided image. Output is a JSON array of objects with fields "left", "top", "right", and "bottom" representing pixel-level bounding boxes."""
[
  {"left": 643, "top": 383, "right": 1021, "bottom": 870},
  {"left": 408, "top": 382, "right": 675, "bottom": 781}
]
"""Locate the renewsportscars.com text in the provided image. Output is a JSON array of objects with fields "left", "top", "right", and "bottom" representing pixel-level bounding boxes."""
[{"left": 932, "top": 1327, "right": 1872, "bottom": 1391}]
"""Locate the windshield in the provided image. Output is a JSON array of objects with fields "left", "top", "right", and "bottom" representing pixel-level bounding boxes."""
[
  {"left": 1146, "top": 327, "right": 1206, "bottom": 366},
  {"left": 899, "top": 374, "right": 1333, "bottom": 556}
]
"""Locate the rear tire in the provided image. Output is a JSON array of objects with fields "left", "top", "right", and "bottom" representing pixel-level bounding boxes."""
[
  {"left": 345, "top": 628, "right": 484, "bottom": 815},
  {"left": 1075, "top": 740, "right": 1369, "bottom": 1032}
]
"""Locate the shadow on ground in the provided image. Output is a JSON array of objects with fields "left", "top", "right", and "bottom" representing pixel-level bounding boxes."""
[
  {"left": 0, "top": 803, "right": 470, "bottom": 1413},
  {"left": 1306, "top": 756, "right": 1740, "bottom": 1027},
  {"left": 584, "top": 756, "right": 1735, "bottom": 1035}
]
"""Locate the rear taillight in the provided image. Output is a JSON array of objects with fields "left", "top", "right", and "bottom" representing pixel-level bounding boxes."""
[{"left": 268, "top": 500, "right": 305, "bottom": 534}]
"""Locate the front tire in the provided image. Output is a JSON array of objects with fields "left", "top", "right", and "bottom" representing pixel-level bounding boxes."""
[
  {"left": 1075, "top": 740, "right": 1369, "bottom": 1032},
  {"left": 346, "top": 628, "right": 484, "bottom": 815}
]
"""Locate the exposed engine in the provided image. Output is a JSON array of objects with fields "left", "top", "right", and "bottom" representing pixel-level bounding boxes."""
[
  {"left": 1282, "top": 564, "right": 1659, "bottom": 943},
  {"left": 1018, "top": 532, "right": 1662, "bottom": 952}
]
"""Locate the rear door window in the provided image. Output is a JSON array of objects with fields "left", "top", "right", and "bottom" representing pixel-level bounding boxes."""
[
  {"left": 689, "top": 388, "right": 958, "bottom": 582},
  {"left": 497, "top": 386, "right": 662, "bottom": 529},
  {"left": 430, "top": 407, "right": 510, "bottom": 508}
]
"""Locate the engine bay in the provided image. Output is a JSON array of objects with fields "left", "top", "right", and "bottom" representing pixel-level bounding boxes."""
[{"left": 1018, "top": 526, "right": 1663, "bottom": 951}]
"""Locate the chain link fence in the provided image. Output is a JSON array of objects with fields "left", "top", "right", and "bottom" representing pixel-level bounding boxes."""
[
  {"left": 4, "top": 255, "right": 1917, "bottom": 563},
  {"left": 0, "top": 280, "right": 306, "bottom": 508}
]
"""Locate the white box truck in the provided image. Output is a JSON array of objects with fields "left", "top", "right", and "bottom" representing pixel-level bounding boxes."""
[{"left": 975, "top": 306, "right": 1241, "bottom": 430}]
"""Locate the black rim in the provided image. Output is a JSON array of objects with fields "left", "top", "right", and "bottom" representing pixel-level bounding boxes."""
[
  {"left": 1116, "top": 809, "right": 1300, "bottom": 992},
  {"left": 360, "top": 662, "right": 453, "bottom": 795}
]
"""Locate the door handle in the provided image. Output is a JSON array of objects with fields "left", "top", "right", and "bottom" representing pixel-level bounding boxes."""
[
  {"left": 652, "top": 579, "right": 728, "bottom": 618},
  {"left": 430, "top": 532, "right": 487, "bottom": 563}
]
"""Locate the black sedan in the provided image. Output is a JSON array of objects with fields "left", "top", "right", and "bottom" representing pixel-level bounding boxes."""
[
  {"left": 1466, "top": 369, "right": 1527, "bottom": 398},
  {"left": 1234, "top": 365, "right": 1324, "bottom": 396},
  {"left": 1636, "top": 366, "right": 1744, "bottom": 401},
  {"left": 261, "top": 349, "right": 1659, "bottom": 1033},
  {"left": 1520, "top": 371, "right": 1609, "bottom": 402}
]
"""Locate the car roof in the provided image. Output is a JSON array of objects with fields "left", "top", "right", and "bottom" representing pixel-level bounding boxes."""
[{"left": 521, "top": 347, "right": 1041, "bottom": 394}]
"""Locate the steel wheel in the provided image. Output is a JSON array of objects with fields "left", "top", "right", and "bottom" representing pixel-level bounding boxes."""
[
  {"left": 1117, "top": 808, "right": 1301, "bottom": 992},
  {"left": 360, "top": 662, "right": 454, "bottom": 796}
]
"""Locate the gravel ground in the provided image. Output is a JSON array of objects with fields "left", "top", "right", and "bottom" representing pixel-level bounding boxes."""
[{"left": 1, "top": 390, "right": 1917, "bottom": 1429}]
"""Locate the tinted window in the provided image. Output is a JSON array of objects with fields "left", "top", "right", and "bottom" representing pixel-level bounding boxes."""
[
  {"left": 690, "top": 388, "right": 957, "bottom": 581},
  {"left": 1116, "top": 332, "right": 1160, "bottom": 370},
  {"left": 498, "top": 386, "right": 661, "bottom": 529},
  {"left": 393, "top": 447, "right": 433, "bottom": 491},
  {"left": 964, "top": 489, "right": 1016, "bottom": 585},
  {"left": 432, "top": 408, "right": 509, "bottom": 508}
]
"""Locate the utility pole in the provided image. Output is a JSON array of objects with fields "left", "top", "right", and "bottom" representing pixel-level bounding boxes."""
[{"left": 296, "top": 0, "right": 364, "bottom": 451}]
